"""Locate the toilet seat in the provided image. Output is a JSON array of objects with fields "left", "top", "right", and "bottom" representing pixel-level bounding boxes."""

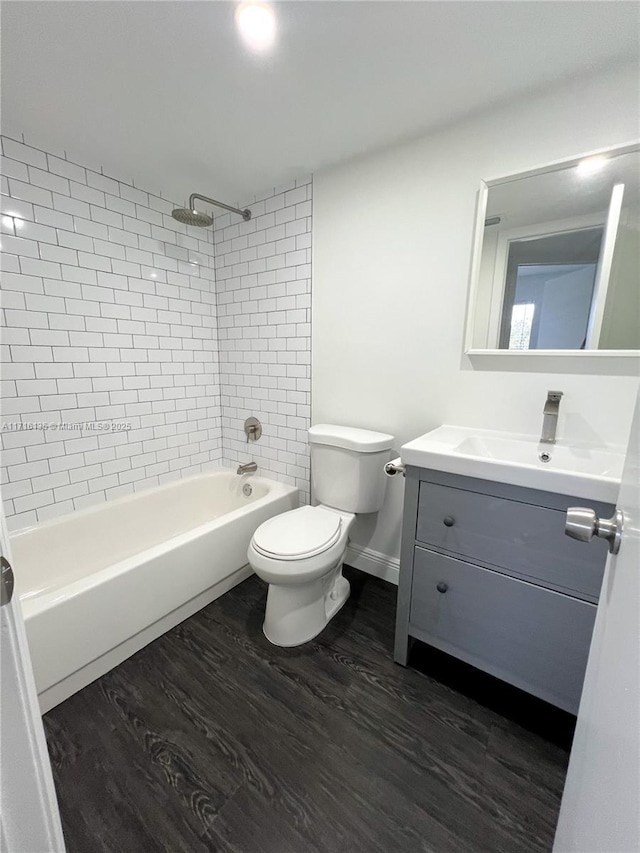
[{"left": 252, "top": 505, "right": 342, "bottom": 561}]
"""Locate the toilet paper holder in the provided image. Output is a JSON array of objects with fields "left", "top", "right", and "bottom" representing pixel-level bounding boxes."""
[{"left": 384, "top": 458, "right": 405, "bottom": 477}]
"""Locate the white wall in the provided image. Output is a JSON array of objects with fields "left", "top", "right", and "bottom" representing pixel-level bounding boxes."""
[
  {"left": 213, "top": 179, "right": 312, "bottom": 504},
  {"left": 1, "top": 136, "right": 222, "bottom": 531},
  {"left": 313, "top": 63, "right": 640, "bottom": 571}
]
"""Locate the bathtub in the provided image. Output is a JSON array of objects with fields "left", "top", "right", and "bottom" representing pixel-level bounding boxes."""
[{"left": 11, "top": 471, "right": 297, "bottom": 713}]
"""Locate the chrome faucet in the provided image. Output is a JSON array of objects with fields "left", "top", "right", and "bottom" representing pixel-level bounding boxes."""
[
  {"left": 540, "top": 391, "right": 563, "bottom": 444},
  {"left": 237, "top": 461, "right": 258, "bottom": 475}
]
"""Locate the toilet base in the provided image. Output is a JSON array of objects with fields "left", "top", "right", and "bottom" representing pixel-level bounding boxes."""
[{"left": 262, "top": 566, "right": 350, "bottom": 647}]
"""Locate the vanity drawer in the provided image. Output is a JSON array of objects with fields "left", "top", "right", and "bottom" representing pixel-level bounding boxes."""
[
  {"left": 410, "top": 547, "right": 596, "bottom": 713},
  {"left": 416, "top": 480, "right": 608, "bottom": 599}
]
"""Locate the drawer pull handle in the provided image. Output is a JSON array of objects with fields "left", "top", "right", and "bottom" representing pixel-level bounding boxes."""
[
  {"left": 436, "top": 582, "right": 449, "bottom": 593},
  {"left": 443, "top": 516, "right": 455, "bottom": 527}
]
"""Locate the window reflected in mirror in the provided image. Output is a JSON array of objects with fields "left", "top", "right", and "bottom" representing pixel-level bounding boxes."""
[{"left": 469, "top": 146, "right": 639, "bottom": 352}]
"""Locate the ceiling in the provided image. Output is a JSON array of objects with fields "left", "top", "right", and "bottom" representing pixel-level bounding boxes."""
[{"left": 1, "top": 1, "right": 638, "bottom": 205}]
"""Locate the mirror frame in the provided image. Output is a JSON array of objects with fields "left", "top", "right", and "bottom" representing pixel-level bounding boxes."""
[{"left": 463, "top": 140, "right": 640, "bottom": 376}]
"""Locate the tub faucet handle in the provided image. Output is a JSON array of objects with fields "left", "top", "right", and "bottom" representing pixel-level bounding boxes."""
[{"left": 244, "top": 417, "right": 262, "bottom": 443}]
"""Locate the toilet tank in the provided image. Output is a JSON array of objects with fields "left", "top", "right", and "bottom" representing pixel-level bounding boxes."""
[{"left": 309, "top": 424, "right": 394, "bottom": 514}]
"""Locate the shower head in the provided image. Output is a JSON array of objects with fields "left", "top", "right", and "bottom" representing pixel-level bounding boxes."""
[
  {"left": 171, "top": 192, "right": 252, "bottom": 228},
  {"left": 171, "top": 207, "right": 214, "bottom": 227}
]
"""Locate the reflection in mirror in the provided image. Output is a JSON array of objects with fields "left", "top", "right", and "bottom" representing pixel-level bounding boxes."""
[
  {"left": 469, "top": 146, "right": 639, "bottom": 352},
  {"left": 499, "top": 228, "right": 603, "bottom": 349}
]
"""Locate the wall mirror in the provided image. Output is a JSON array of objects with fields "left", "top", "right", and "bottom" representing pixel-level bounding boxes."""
[{"left": 465, "top": 143, "right": 640, "bottom": 372}]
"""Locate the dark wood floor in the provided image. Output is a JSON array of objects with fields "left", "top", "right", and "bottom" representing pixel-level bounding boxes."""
[{"left": 44, "top": 567, "right": 570, "bottom": 853}]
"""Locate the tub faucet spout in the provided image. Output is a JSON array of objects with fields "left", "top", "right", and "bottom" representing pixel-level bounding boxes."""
[
  {"left": 541, "top": 391, "right": 563, "bottom": 444},
  {"left": 237, "top": 461, "right": 258, "bottom": 475}
]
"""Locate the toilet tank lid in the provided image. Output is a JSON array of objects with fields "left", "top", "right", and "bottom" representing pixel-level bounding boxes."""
[{"left": 309, "top": 424, "right": 394, "bottom": 453}]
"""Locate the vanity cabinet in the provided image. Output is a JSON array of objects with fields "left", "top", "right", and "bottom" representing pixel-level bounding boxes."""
[{"left": 394, "top": 467, "right": 613, "bottom": 714}]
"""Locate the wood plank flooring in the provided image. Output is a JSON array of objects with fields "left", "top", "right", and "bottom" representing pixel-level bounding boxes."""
[{"left": 44, "top": 567, "right": 570, "bottom": 853}]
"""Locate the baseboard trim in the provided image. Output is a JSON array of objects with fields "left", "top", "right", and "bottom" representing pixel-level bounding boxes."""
[{"left": 345, "top": 543, "right": 399, "bottom": 586}]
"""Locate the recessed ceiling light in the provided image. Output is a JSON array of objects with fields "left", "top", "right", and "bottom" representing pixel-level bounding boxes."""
[
  {"left": 577, "top": 156, "right": 608, "bottom": 175},
  {"left": 235, "top": 2, "right": 276, "bottom": 53}
]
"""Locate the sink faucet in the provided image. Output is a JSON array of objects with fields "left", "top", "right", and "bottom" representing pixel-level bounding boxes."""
[
  {"left": 237, "top": 461, "right": 258, "bottom": 475},
  {"left": 540, "top": 391, "right": 563, "bottom": 444}
]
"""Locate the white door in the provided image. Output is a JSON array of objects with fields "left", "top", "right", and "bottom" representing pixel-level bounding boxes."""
[
  {"left": 554, "top": 387, "right": 640, "bottom": 852},
  {"left": 0, "top": 518, "right": 65, "bottom": 853}
]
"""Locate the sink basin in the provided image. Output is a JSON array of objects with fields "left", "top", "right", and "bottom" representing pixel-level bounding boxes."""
[{"left": 400, "top": 425, "right": 624, "bottom": 503}]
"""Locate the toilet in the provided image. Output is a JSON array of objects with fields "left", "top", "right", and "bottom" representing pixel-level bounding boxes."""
[{"left": 248, "top": 424, "right": 394, "bottom": 647}]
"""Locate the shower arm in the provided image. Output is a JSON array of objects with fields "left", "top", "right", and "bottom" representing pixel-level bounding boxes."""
[{"left": 189, "top": 193, "right": 251, "bottom": 221}]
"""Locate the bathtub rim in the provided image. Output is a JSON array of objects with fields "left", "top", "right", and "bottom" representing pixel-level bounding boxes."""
[
  {"left": 10, "top": 467, "right": 286, "bottom": 539},
  {"left": 14, "top": 470, "right": 297, "bottom": 616}
]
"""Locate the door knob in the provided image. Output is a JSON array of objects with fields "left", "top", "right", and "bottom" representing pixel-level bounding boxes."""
[
  {"left": 565, "top": 507, "right": 624, "bottom": 555},
  {"left": 1, "top": 556, "right": 14, "bottom": 607}
]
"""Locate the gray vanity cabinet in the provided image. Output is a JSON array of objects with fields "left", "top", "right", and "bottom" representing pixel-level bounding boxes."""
[{"left": 394, "top": 467, "right": 613, "bottom": 714}]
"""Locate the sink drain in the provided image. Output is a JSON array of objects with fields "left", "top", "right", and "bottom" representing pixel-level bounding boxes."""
[{"left": 538, "top": 451, "right": 552, "bottom": 463}]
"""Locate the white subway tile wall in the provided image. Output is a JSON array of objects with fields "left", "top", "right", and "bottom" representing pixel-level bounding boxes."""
[
  {"left": 213, "top": 179, "right": 312, "bottom": 504},
  {"left": 0, "top": 136, "right": 223, "bottom": 531}
]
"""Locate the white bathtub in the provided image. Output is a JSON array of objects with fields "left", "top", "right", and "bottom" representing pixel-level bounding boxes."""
[{"left": 11, "top": 471, "right": 297, "bottom": 713}]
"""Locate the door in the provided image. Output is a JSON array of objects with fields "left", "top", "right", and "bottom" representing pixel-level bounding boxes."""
[
  {"left": 496, "top": 226, "right": 603, "bottom": 350},
  {"left": 0, "top": 517, "right": 65, "bottom": 853},
  {"left": 554, "top": 386, "right": 640, "bottom": 852}
]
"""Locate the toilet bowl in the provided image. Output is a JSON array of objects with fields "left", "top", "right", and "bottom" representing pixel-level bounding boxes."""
[
  {"left": 248, "top": 424, "right": 394, "bottom": 647},
  {"left": 248, "top": 505, "right": 355, "bottom": 646}
]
